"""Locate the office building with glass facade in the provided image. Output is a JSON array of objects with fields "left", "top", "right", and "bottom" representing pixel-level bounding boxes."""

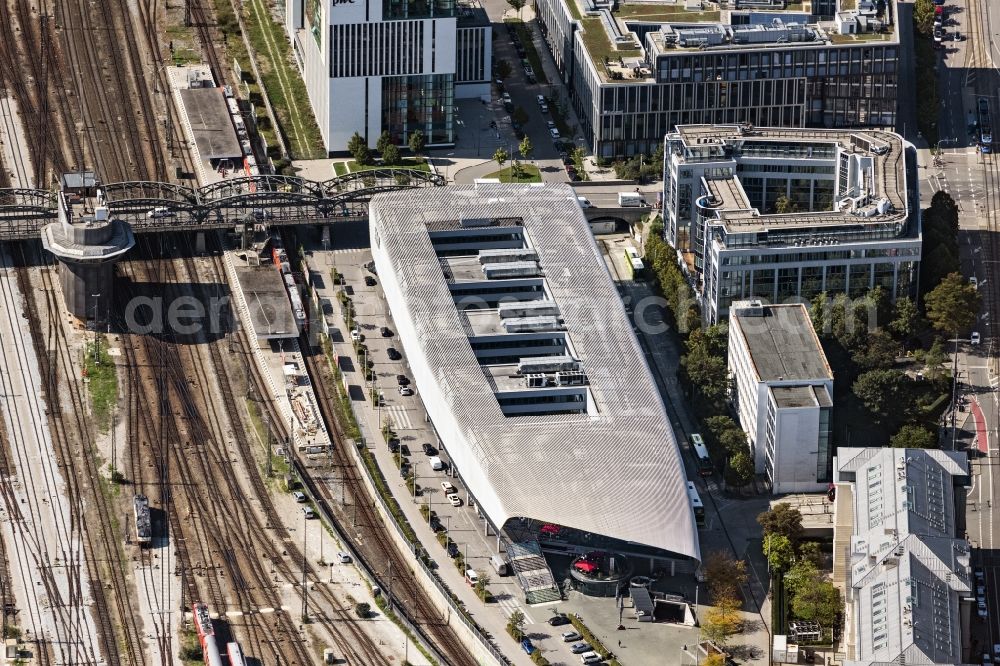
[
  {"left": 661, "top": 124, "right": 918, "bottom": 323},
  {"left": 286, "top": 0, "right": 490, "bottom": 153},
  {"left": 533, "top": 0, "right": 899, "bottom": 158}
]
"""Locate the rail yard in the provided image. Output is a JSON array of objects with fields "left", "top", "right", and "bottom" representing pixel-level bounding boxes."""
[{"left": 0, "top": 0, "right": 481, "bottom": 664}]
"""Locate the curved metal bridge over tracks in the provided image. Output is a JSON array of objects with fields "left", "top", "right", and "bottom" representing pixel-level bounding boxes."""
[{"left": 0, "top": 169, "right": 445, "bottom": 240}]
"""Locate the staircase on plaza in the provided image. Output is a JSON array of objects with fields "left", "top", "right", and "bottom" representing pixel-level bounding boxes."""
[{"left": 505, "top": 540, "right": 561, "bottom": 605}]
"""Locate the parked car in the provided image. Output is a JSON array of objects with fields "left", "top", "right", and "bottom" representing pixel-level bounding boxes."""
[
  {"left": 934, "top": 27, "right": 944, "bottom": 43},
  {"left": 350, "top": 328, "right": 361, "bottom": 341},
  {"left": 364, "top": 275, "right": 377, "bottom": 286},
  {"left": 549, "top": 128, "right": 561, "bottom": 139},
  {"left": 540, "top": 103, "right": 549, "bottom": 113},
  {"left": 365, "top": 261, "right": 377, "bottom": 274},
  {"left": 521, "top": 639, "right": 536, "bottom": 655},
  {"left": 397, "top": 374, "right": 410, "bottom": 386},
  {"left": 303, "top": 507, "right": 317, "bottom": 519},
  {"left": 387, "top": 347, "right": 402, "bottom": 360},
  {"left": 976, "top": 567, "right": 986, "bottom": 580},
  {"left": 447, "top": 493, "right": 463, "bottom": 506},
  {"left": 398, "top": 386, "right": 414, "bottom": 396},
  {"left": 978, "top": 600, "right": 988, "bottom": 618},
  {"left": 502, "top": 92, "right": 512, "bottom": 104},
  {"left": 570, "top": 643, "right": 591, "bottom": 654},
  {"left": 337, "top": 551, "right": 352, "bottom": 563},
  {"left": 442, "top": 481, "right": 457, "bottom": 494},
  {"left": 562, "top": 631, "right": 583, "bottom": 642},
  {"left": 388, "top": 439, "right": 400, "bottom": 453},
  {"left": 447, "top": 541, "right": 460, "bottom": 557},
  {"left": 292, "top": 491, "right": 307, "bottom": 503},
  {"left": 971, "top": 332, "right": 981, "bottom": 345},
  {"left": 381, "top": 326, "right": 394, "bottom": 337},
  {"left": 548, "top": 614, "right": 571, "bottom": 626},
  {"left": 970, "top": 276, "right": 979, "bottom": 289},
  {"left": 422, "top": 442, "right": 438, "bottom": 455}
]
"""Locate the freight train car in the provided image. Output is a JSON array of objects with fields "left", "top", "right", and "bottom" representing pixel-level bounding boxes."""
[{"left": 134, "top": 494, "right": 151, "bottom": 546}]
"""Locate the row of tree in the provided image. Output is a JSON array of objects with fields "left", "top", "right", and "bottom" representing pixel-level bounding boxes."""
[
  {"left": 643, "top": 219, "right": 701, "bottom": 335},
  {"left": 758, "top": 504, "right": 843, "bottom": 632},
  {"left": 346, "top": 129, "right": 426, "bottom": 167}
]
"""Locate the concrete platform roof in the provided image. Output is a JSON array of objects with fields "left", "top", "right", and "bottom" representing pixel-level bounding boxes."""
[
  {"left": 234, "top": 266, "right": 299, "bottom": 339},
  {"left": 179, "top": 87, "right": 242, "bottom": 161}
]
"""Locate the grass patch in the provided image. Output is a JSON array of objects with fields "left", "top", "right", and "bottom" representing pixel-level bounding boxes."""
[
  {"left": 504, "top": 19, "right": 549, "bottom": 84},
  {"left": 562, "top": 0, "right": 583, "bottom": 20},
  {"left": 83, "top": 338, "right": 116, "bottom": 432},
  {"left": 333, "top": 161, "right": 349, "bottom": 176},
  {"left": 346, "top": 158, "right": 430, "bottom": 173},
  {"left": 579, "top": 18, "right": 642, "bottom": 74},
  {"left": 613, "top": 5, "right": 719, "bottom": 20},
  {"left": 241, "top": 0, "right": 326, "bottom": 158},
  {"left": 179, "top": 628, "right": 203, "bottom": 664},
  {"left": 484, "top": 164, "right": 541, "bottom": 182}
]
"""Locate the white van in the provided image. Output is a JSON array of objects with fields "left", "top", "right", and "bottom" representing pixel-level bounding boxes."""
[
  {"left": 465, "top": 569, "right": 479, "bottom": 585},
  {"left": 577, "top": 196, "right": 593, "bottom": 209},
  {"left": 428, "top": 456, "right": 444, "bottom": 471},
  {"left": 618, "top": 192, "right": 646, "bottom": 207},
  {"left": 491, "top": 553, "right": 510, "bottom": 576}
]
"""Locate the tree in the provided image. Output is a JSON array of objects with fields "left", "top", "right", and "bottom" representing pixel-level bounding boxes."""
[
  {"left": 924, "top": 272, "right": 981, "bottom": 337},
  {"left": 474, "top": 570, "right": 492, "bottom": 600},
  {"left": 852, "top": 368, "right": 907, "bottom": 419},
  {"left": 349, "top": 130, "right": 373, "bottom": 166},
  {"left": 784, "top": 558, "right": 820, "bottom": 598},
  {"left": 914, "top": 0, "right": 936, "bottom": 35},
  {"left": 519, "top": 135, "right": 533, "bottom": 162},
  {"left": 493, "top": 147, "right": 509, "bottom": 172},
  {"left": 774, "top": 194, "right": 799, "bottom": 214},
  {"left": 757, "top": 503, "right": 803, "bottom": 544},
  {"left": 889, "top": 296, "right": 919, "bottom": 341},
  {"left": 719, "top": 428, "right": 747, "bottom": 457},
  {"left": 506, "top": 609, "right": 526, "bottom": 640},
  {"left": 798, "top": 541, "right": 823, "bottom": 568},
  {"left": 682, "top": 327, "right": 730, "bottom": 407},
  {"left": 495, "top": 59, "right": 512, "bottom": 80},
  {"left": 381, "top": 143, "right": 402, "bottom": 166},
  {"left": 506, "top": 0, "right": 526, "bottom": 19},
  {"left": 376, "top": 130, "right": 393, "bottom": 155},
  {"left": 725, "top": 450, "right": 754, "bottom": 488},
  {"left": 354, "top": 602, "right": 370, "bottom": 618},
  {"left": 704, "top": 551, "right": 747, "bottom": 602},
  {"left": 347, "top": 131, "right": 365, "bottom": 156},
  {"left": 923, "top": 338, "right": 948, "bottom": 381},
  {"left": 701, "top": 595, "right": 743, "bottom": 645},
  {"left": 764, "top": 534, "right": 795, "bottom": 572},
  {"left": 408, "top": 130, "right": 426, "bottom": 157},
  {"left": 890, "top": 424, "right": 937, "bottom": 449},
  {"left": 852, "top": 329, "right": 900, "bottom": 370},
  {"left": 791, "top": 579, "right": 843, "bottom": 627}
]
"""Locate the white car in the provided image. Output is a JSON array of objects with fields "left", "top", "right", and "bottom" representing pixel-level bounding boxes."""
[
  {"left": 978, "top": 600, "right": 988, "bottom": 618},
  {"left": 562, "top": 631, "right": 582, "bottom": 642},
  {"left": 350, "top": 328, "right": 361, "bottom": 341},
  {"left": 549, "top": 128, "right": 560, "bottom": 139},
  {"left": 292, "top": 491, "right": 307, "bottom": 503},
  {"left": 546, "top": 120, "right": 556, "bottom": 129},
  {"left": 337, "top": 551, "right": 352, "bottom": 564},
  {"left": 993, "top": 643, "right": 1000, "bottom": 659},
  {"left": 971, "top": 276, "right": 979, "bottom": 289},
  {"left": 441, "top": 481, "right": 457, "bottom": 494},
  {"left": 971, "top": 332, "right": 981, "bottom": 345},
  {"left": 398, "top": 385, "right": 414, "bottom": 396},
  {"left": 447, "top": 493, "right": 463, "bottom": 507},
  {"left": 502, "top": 92, "right": 512, "bottom": 104}
]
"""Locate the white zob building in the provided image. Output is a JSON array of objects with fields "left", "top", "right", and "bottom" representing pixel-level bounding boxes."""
[
  {"left": 285, "top": 0, "right": 491, "bottom": 153},
  {"left": 728, "top": 301, "right": 833, "bottom": 494},
  {"left": 369, "top": 183, "right": 699, "bottom": 563}
]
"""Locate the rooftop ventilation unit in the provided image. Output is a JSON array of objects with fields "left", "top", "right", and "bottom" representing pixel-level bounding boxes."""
[
  {"left": 503, "top": 316, "right": 560, "bottom": 333},
  {"left": 482, "top": 261, "right": 541, "bottom": 279},
  {"left": 524, "top": 374, "right": 549, "bottom": 388},
  {"left": 518, "top": 355, "right": 579, "bottom": 375},
  {"left": 556, "top": 370, "right": 589, "bottom": 386},
  {"left": 478, "top": 248, "right": 539, "bottom": 265},
  {"left": 732, "top": 300, "right": 765, "bottom": 317},
  {"left": 498, "top": 301, "right": 560, "bottom": 319},
  {"left": 459, "top": 216, "right": 495, "bottom": 228}
]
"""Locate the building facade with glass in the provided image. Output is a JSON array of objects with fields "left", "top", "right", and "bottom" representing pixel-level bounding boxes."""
[
  {"left": 533, "top": 0, "right": 899, "bottom": 158},
  {"left": 662, "top": 125, "right": 919, "bottom": 323},
  {"left": 286, "top": 0, "right": 488, "bottom": 152}
]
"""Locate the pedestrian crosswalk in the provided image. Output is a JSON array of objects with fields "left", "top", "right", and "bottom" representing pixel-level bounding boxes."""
[
  {"left": 383, "top": 405, "right": 413, "bottom": 430},
  {"left": 494, "top": 592, "right": 533, "bottom": 624}
]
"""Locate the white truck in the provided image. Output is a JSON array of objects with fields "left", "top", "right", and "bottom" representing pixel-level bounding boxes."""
[{"left": 618, "top": 192, "right": 647, "bottom": 207}]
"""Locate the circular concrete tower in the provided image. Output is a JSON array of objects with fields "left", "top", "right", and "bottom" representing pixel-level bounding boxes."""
[{"left": 41, "top": 190, "right": 135, "bottom": 323}]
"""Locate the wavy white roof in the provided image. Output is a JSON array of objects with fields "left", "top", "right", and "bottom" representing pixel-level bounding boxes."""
[{"left": 369, "top": 184, "right": 699, "bottom": 559}]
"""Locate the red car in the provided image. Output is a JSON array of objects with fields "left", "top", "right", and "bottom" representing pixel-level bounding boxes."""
[{"left": 574, "top": 560, "right": 598, "bottom": 574}]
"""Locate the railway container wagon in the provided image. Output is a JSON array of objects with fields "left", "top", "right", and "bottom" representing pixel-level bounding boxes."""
[{"left": 133, "top": 494, "right": 151, "bottom": 546}]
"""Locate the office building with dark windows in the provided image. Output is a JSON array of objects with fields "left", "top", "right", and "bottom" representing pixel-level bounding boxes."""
[
  {"left": 661, "top": 124, "right": 918, "bottom": 323},
  {"left": 285, "top": 0, "right": 490, "bottom": 152},
  {"left": 533, "top": 0, "right": 899, "bottom": 158}
]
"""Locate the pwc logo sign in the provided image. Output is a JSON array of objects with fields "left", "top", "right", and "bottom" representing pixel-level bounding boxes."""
[{"left": 331, "top": 0, "right": 357, "bottom": 5}]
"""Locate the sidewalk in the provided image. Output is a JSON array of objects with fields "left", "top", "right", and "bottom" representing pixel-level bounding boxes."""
[{"left": 312, "top": 250, "right": 537, "bottom": 666}]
